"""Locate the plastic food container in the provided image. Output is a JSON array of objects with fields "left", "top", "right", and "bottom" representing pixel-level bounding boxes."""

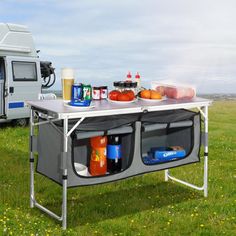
[
  {"left": 113, "top": 81, "right": 138, "bottom": 94},
  {"left": 113, "top": 81, "right": 120, "bottom": 90},
  {"left": 131, "top": 82, "right": 138, "bottom": 94},
  {"left": 113, "top": 81, "right": 124, "bottom": 91},
  {"left": 124, "top": 81, "right": 137, "bottom": 94},
  {"left": 151, "top": 81, "right": 196, "bottom": 100}
]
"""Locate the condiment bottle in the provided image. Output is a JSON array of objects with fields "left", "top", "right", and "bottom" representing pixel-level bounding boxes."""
[
  {"left": 100, "top": 86, "right": 108, "bottom": 99},
  {"left": 126, "top": 72, "right": 132, "bottom": 82},
  {"left": 90, "top": 136, "right": 107, "bottom": 176},
  {"left": 107, "top": 135, "right": 122, "bottom": 173},
  {"left": 135, "top": 72, "right": 141, "bottom": 92},
  {"left": 92, "top": 87, "right": 101, "bottom": 100}
]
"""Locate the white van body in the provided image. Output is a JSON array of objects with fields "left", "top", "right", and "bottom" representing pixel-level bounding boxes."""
[{"left": 0, "top": 23, "right": 50, "bottom": 123}]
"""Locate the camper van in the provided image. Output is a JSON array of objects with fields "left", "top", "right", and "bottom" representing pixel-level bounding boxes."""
[{"left": 0, "top": 23, "right": 55, "bottom": 126}]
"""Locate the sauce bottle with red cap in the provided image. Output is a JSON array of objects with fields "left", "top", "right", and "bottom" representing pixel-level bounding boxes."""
[
  {"left": 135, "top": 72, "right": 141, "bottom": 92},
  {"left": 126, "top": 72, "right": 132, "bottom": 82}
]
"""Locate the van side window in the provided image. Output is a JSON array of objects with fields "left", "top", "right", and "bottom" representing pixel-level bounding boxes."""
[
  {"left": 0, "top": 59, "right": 4, "bottom": 80},
  {"left": 12, "top": 61, "right": 37, "bottom": 81}
]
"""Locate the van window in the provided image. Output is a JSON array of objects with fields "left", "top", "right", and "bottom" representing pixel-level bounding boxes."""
[
  {"left": 0, "top": 59, "right": 4, "bottom": 80},
  {"left": 12, "top": 61, "right": 37, "bottom": 81}
]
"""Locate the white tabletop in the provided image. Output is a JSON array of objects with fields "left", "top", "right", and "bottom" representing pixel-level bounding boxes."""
[{"left": 27, "top": 97, "right": 212, "bottom": 119}]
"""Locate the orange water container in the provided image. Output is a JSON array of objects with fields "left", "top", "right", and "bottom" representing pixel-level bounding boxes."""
[{"left": 90, "top": 136, "right": 107, "bottom": 176}]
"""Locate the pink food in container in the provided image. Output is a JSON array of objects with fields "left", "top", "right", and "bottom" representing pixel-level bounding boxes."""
[{"left": 151, "top": 82, "right": 196, "bottom": 100}]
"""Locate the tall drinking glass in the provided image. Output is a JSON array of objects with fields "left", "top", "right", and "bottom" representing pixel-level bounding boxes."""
[{"left": 61, "top": 68, "right": 75, "bottom": 101}]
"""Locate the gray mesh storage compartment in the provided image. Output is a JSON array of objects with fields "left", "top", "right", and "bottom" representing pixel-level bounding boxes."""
[
  {"left": 140, "top": 109, "right": 201, "bottom": 171},
  {"left": 36, "top": 114, "right": 138, "bottom": 187},
  {"left": 69, "top": 125, "right": 135, "bottom": 186},
  {"left": 72, "top": 127, "right": 134, "bottom": 174}
]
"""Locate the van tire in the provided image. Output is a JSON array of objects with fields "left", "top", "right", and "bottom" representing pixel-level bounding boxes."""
[{"left": 13, "top": 118, "right": 29, "bottom": 127}]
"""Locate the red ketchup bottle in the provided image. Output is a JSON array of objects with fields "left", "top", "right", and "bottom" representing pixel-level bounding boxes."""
[
  {"left": 135, "top": 72, "right": 141, "bottom": 91},
  {"left": 126, "top": 71, "right": 132, "bottom": 82}
]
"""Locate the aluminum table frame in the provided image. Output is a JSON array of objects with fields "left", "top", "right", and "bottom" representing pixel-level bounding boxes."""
[{"left": 28, "top": 98, "right": 211, "bottom": 230}]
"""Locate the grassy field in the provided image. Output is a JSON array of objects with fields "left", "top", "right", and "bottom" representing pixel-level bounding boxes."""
[{"left": 0, "top": 101, "right": 235, "bottom": 236}]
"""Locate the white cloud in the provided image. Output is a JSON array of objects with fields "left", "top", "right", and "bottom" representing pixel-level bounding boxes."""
[{"left": 1, "top": 0, "right": 236, "bottom": 93}]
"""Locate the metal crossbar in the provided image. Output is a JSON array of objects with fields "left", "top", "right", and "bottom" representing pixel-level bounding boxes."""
[{"left": 34, "top": 201, "right": 62, "bottom": 221}]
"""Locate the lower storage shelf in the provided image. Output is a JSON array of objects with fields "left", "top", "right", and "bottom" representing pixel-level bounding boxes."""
[
  {"left": 141, "top": 121, "right": 194, "bottom": 165},
  {"left": 72, "top": 131, "right": 135, "bottom": 178}
]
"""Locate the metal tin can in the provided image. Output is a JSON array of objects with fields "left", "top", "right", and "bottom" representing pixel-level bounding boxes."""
[
  {"left": 100, "top": 86, "right": 108, "bottom": 99},
  {"left": 83, "top": 84, "right": 92, "bottom": 100},
  {"left": 92, "top": 87, "right": 101, "bottom": 100},
  {"left": 71, "top": 83, "right": 83, "bottom": 101}
]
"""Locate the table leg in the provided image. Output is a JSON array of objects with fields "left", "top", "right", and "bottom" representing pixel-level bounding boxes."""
[
  {"left": 203, "top": 106, "right": 208, "bottom": 197},
  {"left": 164, "top": 169, "right": 169, "bottom": 182},
  {"left": 62, "top": 118, "right": 68, "bottom": 230},
  {"left": 163, "top": 106, "right": 209, "bottom": 196},
  {"left": 30, "top": 109, "right": 35, "bottom": 208}
]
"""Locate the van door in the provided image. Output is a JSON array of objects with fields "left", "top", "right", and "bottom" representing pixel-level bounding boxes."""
[
  {"left": 5, "top": 56, "right": 41, "bottom": 120},
  {"left": 0, "top": 57, "right": 5, "bottom": 117}
]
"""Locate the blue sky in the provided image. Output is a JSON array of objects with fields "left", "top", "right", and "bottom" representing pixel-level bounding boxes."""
[{"left": 1, "top": 0, "right": 236, "bottom": 93}]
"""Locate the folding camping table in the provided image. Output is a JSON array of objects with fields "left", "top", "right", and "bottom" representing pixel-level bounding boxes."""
[{"left": 27, "top": 97, "right": 212, "bottom": 230}]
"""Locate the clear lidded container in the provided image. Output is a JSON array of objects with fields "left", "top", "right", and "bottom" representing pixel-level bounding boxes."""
[
  {"left": 119, "top": 82, "right": 125, "bottom": 92},
  {"left": 113, "top": 81, "right": 137, "bottom": 93},
  {"left": 113, "top": 81, "right": 120, "bottom": 91},
  {"left": 124, "top": 81, "right": 137, "bottom": 94}
]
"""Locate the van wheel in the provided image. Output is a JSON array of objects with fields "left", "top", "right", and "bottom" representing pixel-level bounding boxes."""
[{"left": 13, "top": 118, "right": 29, "bottom": 127}]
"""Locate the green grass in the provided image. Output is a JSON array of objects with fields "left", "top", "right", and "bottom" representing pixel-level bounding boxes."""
[{"left": 0, "top": 101, "right": 235, "bottom": 235}]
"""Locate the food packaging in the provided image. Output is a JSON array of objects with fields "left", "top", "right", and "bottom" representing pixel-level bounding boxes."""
[
  {"left": 151, "top": 81, "right": 196, "bottom": 100},
  {"left": 150, "top": 147, "right": 186, "bottom": 160},
  {"left": 143, "top": 146, "right": 186, "bottom": 164}
]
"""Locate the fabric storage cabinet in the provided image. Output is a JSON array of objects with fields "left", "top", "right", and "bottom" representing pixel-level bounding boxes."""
[
  {"left": 36, "top": 109, "right": 201, "bottom": 187},
  {"left": 36, "top": 114, "right": 138, "bottom": 187}
]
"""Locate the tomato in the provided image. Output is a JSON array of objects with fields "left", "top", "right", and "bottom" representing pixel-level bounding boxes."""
[
  {"left": 117, "top": 93, "right": 131, "bottom": 101},
  {"left": 123, "top": 90, "right": 135, "bottom": 100},
  {"left": 109, "top": 90, "right": 121, "bottom": 100}
]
